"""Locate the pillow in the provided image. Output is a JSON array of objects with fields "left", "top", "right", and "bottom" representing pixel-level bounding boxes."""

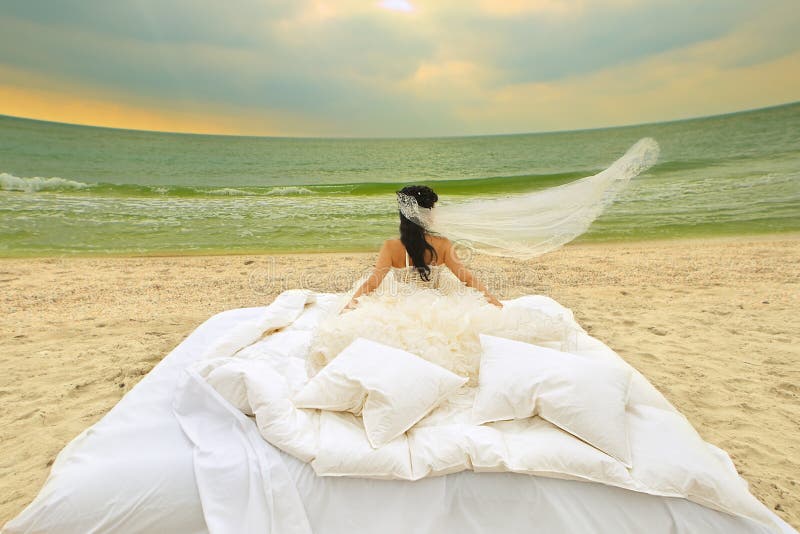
[
  {"left": 472, "top": 334, "right": 633, "bottom": 467},
  {"left": 294, "top": 338, "right": 467, "bottom": 448},
  {"left": 311, "top": 411, "right": 413, "bottom": 479}
]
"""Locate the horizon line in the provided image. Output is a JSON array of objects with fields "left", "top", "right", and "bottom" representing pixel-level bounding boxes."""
[{"left": 2, "top": 99, "right": 798, "bottom": 141}]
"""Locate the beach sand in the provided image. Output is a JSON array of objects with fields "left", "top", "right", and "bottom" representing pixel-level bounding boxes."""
[{"left": 1, "top": 234, "right": 798, "bottom": 528}]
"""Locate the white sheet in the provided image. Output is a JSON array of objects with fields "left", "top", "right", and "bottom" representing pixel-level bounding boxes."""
[
  {"left": 187, "top": 291, "right": 787, "bottom": 532},
  {"left": 3, "top": 293, "right": 796, "bottom": 534}
]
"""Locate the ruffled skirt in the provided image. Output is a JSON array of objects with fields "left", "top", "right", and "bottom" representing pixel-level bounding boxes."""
[{"left": 308, "top": 277, "right": 578, "bottom": 386}]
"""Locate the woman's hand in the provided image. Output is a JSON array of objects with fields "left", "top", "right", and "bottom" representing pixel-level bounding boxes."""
[
  {"left": 340, "top": 299, "right": 358, "bottom": 314},
  {"left": 487, "top": 296, "right": 503, "bottom": 308}
]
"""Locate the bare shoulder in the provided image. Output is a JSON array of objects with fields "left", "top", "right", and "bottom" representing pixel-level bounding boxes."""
[
  {"left": 426, "top": 235, "right": 452, "bottom": 263},
  {"left": 379, "top": 238, "right": 405, "bottom": 266},
  {"left": 381, "top": 238, "right": 404, "bottom": 260},
  {"left": 382, "top": 238, "right": 402, "bottom": 250},
  {"left": 428, "top": 234, "right": 452, "bottom": 249},
  {"left": 429, "top": 235, "right": 452, "bottom": 246}
]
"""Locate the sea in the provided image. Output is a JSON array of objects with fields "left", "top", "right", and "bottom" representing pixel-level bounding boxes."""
[{"left": 1, "top": 102, "right": 798, "bottom": 257}]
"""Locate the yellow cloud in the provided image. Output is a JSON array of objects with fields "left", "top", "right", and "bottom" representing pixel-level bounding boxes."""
[
  {"left": 0, "top": 65, "right": 329, "bottom": 137},
  {"left": 0, "top": 86, "right": 232, "bottom": 135},
  {"left": 446, "top": 1, "right": 800, "bottom": 134},
  {"left": 475, "top": 0, "right": 639, "bottom": 16},
  {"left": 457, "top": 47, "right": 800, "bottom": 133},
  {"left": 401, "top": 60, "right": 491, "bottom": 100}
]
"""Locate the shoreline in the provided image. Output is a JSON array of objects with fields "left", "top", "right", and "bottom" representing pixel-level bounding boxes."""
[
  {"left": 1, "top": 233, "right": 798, "bottom": 527},
  {"left": 0, "top": 229, "right": 798, "bottom": 260}
]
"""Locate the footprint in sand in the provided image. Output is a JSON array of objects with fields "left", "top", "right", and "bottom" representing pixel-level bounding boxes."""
[
  {"left": 772, "top": 383, "right": 799, "bottom": 398},
  {"left": 647, "top": 326, "right": 668, "bottom": 336}
]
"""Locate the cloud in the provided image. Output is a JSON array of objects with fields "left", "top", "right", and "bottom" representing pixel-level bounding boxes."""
[
  {"left": 0, "top": 64, "right": 331, "bottom": 137},
  {"left": 455, "top": 36, "right": 800, "bottom": 133},
  {"left": 0, "top": 0, "right": 797, "bottom": 136}
]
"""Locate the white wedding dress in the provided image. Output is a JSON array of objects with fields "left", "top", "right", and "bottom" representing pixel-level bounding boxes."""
[
  {"left": 306, "top": 137, "right": 664, "bottom": 380},
  {"left": 308, "top": 252, "right": 579, "bottom": 385}
]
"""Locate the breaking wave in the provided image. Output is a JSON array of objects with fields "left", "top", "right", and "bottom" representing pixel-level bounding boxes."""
[{"left": 1, "top": 172, "right": 92, "bottom": 192}]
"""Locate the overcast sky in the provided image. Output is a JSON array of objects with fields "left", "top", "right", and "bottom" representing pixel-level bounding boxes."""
[{"left": 1, "top": 0, "right": 798, "bottom": 137}]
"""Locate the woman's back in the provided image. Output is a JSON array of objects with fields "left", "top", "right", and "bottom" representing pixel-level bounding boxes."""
[
  {"left": 390, "top": 255, "right": 448, "bottom": 289},
  {"left": 384, "top": 235, "right": 448, "bottom": 269},
  {"left": 384, "top": 235, "right": 454, "bottom": 290},
  {"left": 381, "top": 237, "right": 472, "bottom": 297}
]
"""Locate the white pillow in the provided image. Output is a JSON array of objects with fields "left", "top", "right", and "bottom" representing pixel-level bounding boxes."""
[
  {"left": 294, "top": 338, "right": 467, "bottom": 448},
  {"left": 473, "top": 334, "right": 633, "bottom": 467},
  {"left": 311, "top": 412, "right": 413, "bottom": 479}
]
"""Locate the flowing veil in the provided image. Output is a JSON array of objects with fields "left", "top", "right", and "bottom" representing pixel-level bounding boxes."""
[{"left": 400, "top": 138, "right": 660, "bottom": 259}]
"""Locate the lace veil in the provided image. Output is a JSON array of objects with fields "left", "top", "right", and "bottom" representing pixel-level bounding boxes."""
[{"left": 397, "top": 137, "right": 660, "bottom": 260}]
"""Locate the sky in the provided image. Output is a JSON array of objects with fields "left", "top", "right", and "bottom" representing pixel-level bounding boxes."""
[{"left": 1, "top": 0, "right": 799, "bottom": 137}]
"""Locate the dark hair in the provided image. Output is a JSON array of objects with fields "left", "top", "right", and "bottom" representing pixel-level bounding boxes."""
[{"left": 397, "top": 185, "right": 438, "bottom": 281}]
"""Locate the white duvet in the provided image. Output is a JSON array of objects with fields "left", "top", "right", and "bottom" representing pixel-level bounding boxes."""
[
  {"left": 185, "top": 289, "right": 785, "bottom": 533},
  {"left": 4, "top": 291, "right": 795, "bottom": 534}
]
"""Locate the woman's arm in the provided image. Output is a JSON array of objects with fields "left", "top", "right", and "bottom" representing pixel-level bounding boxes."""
[
  {"left": 342, "top": 240, "right": 392, "bottom": 311},
  {"left": 443, "top": 240, "right": 503, "bottom": 307}
]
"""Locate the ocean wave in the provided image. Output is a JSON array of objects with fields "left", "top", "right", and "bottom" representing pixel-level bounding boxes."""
[
  {"left": 1, "top": 172, "right": 92, "bottom": 192},
  {"left": 0, "top": 169, "right": 624, "bottom": 199},
  {"left": 205, "top": 187, "right": 256, "bottom": 196},
  {"left": 264, "top": 186, "right": 315, "bottom": 195}
]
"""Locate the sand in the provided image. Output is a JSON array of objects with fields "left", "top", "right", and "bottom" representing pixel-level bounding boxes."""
[{"left": 1, "top": 233, "right": 798, "bottom": 528}]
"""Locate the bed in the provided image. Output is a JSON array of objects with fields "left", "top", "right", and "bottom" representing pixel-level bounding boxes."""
[{"left": 3, "top": 294, "right": 795, "bottom": 534}]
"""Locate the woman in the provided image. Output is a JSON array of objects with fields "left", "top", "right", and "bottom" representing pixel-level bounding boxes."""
[
  {"left": 343, "top": 185, "right": 503, "bottom": 311},
  {"left": 308, "top": 185, "right": 573, "bottom": 384}
]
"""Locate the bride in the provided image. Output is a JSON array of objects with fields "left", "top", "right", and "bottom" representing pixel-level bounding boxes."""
[
  {"left": 308, "top": 138, "right": 660, "bottom": 384},
  {"left": 304, "top": 188, "right": 571, "bottom": 385},
  {"left": 344, "top": 185, "right": 504, "bottom": 310}
]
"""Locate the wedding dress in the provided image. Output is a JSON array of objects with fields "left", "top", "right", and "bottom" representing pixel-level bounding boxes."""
[
  {"left": 308, "top": 138, "right": 660, "bottom": 383},
  {"left": 308, "top": 252, "right": 579, "bottom": 385}
]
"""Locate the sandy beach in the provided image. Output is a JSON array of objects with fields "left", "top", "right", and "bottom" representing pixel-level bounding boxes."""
[{"left": 1, "top": 233, "right": 798, "bottom": 528}]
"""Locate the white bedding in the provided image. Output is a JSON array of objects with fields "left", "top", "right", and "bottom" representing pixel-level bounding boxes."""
[{"left": 3, "top": 291, "right": 795, "bottom": 534}]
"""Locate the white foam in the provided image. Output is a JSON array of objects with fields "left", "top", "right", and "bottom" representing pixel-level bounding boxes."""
[
  {"left": 209, "top": 187, "right": 258, "bottom": 196},
  {"left": 0, "top": 172, "right": 91, "bottom": 192},
  {"left": 264, "top": 186, "right": 315, "bottom": 196}
]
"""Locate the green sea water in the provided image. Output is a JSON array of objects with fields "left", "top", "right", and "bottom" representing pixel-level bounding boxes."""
[{"left": 1, "top": 102, "right": 798, "bottom": 257}]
